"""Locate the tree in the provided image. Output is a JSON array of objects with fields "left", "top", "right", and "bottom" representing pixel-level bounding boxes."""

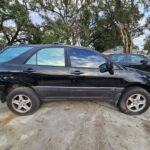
[
  {"left": 93, "top": 0, "right": 144, "bottom": 53},
  {"left": 133, "top": 45, "right": 139, "bottom": 50},
  {"left": 90, "top": 12, "right": 122, "bottom": 52},
  {"left": 144, "top": 37, "right": 150, "bottom": 55},
  {"left": 30, "top": 0, "right": 96, "bottom": 45},
  {"left": 0, "top": 38, "right": 7, "bottom": 48},
  {"left": 0, "top": 0, "right": 147, "bottom": 53},
  {"left": 0, "top": 0, "right": 30, "bottom": 45}
]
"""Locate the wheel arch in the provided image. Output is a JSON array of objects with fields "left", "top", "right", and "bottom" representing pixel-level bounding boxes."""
[
  {"left": 116, "top": 83, "right": 150, "bottom": 106},
  {"left": 1, "top": 83, "right": 39, "bottom": 103}
]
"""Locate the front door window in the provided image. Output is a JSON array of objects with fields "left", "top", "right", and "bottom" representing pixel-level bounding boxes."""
[{"left": 68, "top": 48, "right": 106, "bottom": 68}]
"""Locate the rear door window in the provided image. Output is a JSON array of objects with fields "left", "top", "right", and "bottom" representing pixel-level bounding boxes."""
[{"left": 26, "top": 48, "right": 65, "bottom": 66}]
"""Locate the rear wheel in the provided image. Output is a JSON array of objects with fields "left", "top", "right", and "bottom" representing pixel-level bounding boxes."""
[
  {"left": 6, "top": 87, "right": 41, "bottom": 116},
  {"left": 118, "top": 87, "right": 150, "bottom": 115}
]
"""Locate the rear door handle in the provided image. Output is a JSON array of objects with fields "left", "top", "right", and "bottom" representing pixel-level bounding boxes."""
[
  {"left": 71, "top": 70, "right": 84, "bottom": 75},
  {"left": 23, "top": 68, "right": 36, "bottom": 73}
]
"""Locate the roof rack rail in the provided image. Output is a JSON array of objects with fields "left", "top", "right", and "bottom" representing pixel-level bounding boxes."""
[
  {"left": 19, "top": 42, "right": 27, "bottom": 46},
  {"left": 52, "top": 42, "right": 63, "bottom": 45}
]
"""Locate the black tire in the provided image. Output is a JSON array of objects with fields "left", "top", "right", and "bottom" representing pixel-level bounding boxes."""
[
  {"left": 118, "top": 87, "right": 150, "bottom": 115},
  {"left": 6, "top": 87, "right": 41, "bottom": 116}
]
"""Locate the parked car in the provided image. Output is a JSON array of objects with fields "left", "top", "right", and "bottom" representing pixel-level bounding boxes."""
[
  {"left": 146, "top": 55, "right": 150, "bottom": 61},
  {"left": 108, "top": 53, "right": 150, "bottom": 72},
  {"left": 0, "top": 44, "right": 150, "bottom": 115}
]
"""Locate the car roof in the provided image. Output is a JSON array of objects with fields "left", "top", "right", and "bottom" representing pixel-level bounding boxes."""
[
  {"left": 6, "top": 43, "right": 93, "bottom": 51},
  {"left": 109, "top": 53, "right": 146, "bottom": 57}
]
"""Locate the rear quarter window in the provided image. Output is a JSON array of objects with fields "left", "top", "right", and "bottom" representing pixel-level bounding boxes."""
[{"left": 0, "top": 47, "right": 33, "bottom": 63}]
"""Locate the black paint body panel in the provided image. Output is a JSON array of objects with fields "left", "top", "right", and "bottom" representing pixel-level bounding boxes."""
[{"left": 0, "top": 44, "right": 150, "bottom": 105}]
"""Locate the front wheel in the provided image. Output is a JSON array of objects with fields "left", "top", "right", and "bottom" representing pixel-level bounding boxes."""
[
  {"left": 118, "top": 87, "right": 150, "bottom": 115},
  {"left": 6, "top": 87, "right": 41, "bottom": 116}
]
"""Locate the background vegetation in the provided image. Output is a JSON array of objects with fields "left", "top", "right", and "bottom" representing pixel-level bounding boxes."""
[{"left": 0, "top": 0, "right": 150, "bottom": 53}]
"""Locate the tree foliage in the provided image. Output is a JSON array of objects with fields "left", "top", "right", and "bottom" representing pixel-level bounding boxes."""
[
  {"left": 144, "top": 37, "right": 150, "bottom": 55},
  {"left": 0, "top": 0, "right": 30, "bottom": 45},
  {"left": 93, "top": 0, "right": 144, "bottom": 53},
  {"left": 0, "top": 0, "right": 149, "bottom": 53}
]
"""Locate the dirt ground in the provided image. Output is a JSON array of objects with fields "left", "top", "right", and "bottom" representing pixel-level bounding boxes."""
[{"left": 0, "top": 101, "right": 150, "bottom": 150}]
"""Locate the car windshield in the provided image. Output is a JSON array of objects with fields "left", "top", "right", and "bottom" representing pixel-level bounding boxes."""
[{"left": 0, "top": 46, "right": 33, "bottom": 63}]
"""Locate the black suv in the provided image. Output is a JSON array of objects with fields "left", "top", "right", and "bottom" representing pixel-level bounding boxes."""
[
  {"left": 0, "top": 44, "right": 150, "bottom": 115},
  {"left": 108, "top": 53, "right": 150, "bottom": 72}
]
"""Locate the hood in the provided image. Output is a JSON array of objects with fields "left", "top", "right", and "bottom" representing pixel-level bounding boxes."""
[
  {"left": 126, "top": 67, "right": 150, "bottom": 77},
  {"left": 125, "top": 67, "right": 150, "bottom": 84}
]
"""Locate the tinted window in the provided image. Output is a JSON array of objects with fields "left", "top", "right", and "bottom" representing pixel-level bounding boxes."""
[
  {"left": 69, "top": 48, "right": 106, "bottom": 68},
  {"left": 147, "top": 57, "right": 150, "bottom": 63},
  {"left": 0, "top": 47, "right": 33, "bottom": 63},
  {"left": 27, "top": 48, "right": 65, "bottom": 66},
  {"left": 26, "top": 54, "right": 36, "bottom": 65},
  {"left": 109, "top": 54, "right": 126, "bottom": 63},
  {"left": 127, "top": 55, "right": 145, "bottom": 64}
]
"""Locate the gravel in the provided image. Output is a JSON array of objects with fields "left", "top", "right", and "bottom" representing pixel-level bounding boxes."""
[{"left": 0, "top": 101, "right": 150, "bottom": 150}]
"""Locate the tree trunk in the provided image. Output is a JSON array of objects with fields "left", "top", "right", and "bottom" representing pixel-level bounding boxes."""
[
  {"left": 147, "top": 49, "right": 150, "bottom": 55},
  {"left": 128, "top": 38, "right": 132, "bottom": 54},
  {"left": 118, "top": 27, "right": 131, "bottom": 53},
  {"left": 118, "top": 26, "right": 129, "bottom": 53},
  {"left": 115, "top": 21, "right": 132, "bottom": 54},
  {"left": 124, "top": 29, "right": 129, "bottom": 53},
  {"left": 70, "top": 26, "right": 78, "bottom": 45}
]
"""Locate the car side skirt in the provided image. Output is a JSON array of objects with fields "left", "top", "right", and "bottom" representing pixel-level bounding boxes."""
[{"left": 32, "top": 86, "right": 124, "bottom": 104}]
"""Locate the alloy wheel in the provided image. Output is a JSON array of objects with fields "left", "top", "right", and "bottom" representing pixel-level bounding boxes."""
[
  {"left": 126, "top": 94, "right": 146, "bottom": 112},
  {"left": 11, "top": 94, "right": 32, "bottom": 113}
]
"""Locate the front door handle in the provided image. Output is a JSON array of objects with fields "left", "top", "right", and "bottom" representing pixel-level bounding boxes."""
[
  {"left": 71, "top": 70, "right": 84, "bottom": 75},
  {"left": 23, "top": 68, "right": 36, "bottom": 73}
]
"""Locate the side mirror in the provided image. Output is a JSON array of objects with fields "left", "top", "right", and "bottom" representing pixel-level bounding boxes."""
[
  {"left": 141, "top": 60, "right": 147, "bottom": 65},
  {"left": 99, "top": 62, "right": 114, "bottom": 74}
]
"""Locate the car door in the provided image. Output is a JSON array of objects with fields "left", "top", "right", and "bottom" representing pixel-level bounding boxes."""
[
  {"left": 22, "top": 47, "right": 71, "bottom": 101},
  {"left": 67, "top": 48, "right": 124, "bottom": 102},
  {"left": 127, "top": 54, "right": 148, "bottom": 71}
]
